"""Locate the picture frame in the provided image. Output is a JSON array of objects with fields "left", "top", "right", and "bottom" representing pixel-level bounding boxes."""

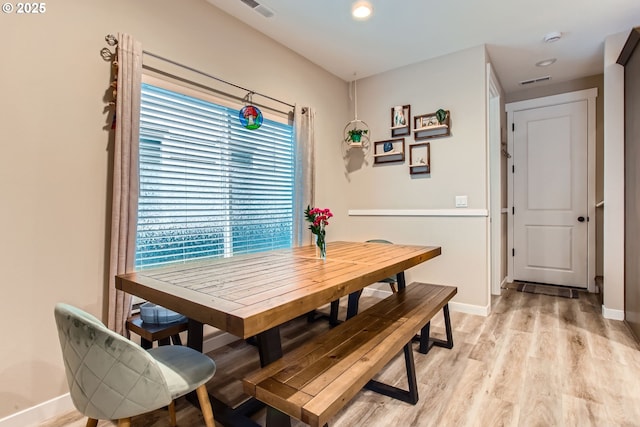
[
  {"left": 373, "top": 138, "right": 405, "bottom": 164},
  {"left": 409, "top": 142, "right": 431, "bottom": 175},
  {"left": 390, "top": 104, "right": 411, "bottom": 137}
]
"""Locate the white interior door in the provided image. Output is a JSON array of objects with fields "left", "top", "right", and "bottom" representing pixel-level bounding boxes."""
[{"left": 512, "top": 100, "right": 588, "bottom": 288}]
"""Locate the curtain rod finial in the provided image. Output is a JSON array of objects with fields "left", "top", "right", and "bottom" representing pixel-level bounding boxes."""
[{"left": 105, "top": 34, "right": 118, "bottom": 46}]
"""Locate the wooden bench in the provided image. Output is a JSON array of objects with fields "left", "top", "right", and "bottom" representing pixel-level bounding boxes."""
[{"left": 243, "top": 282, "right": 457, "bottom": 427}]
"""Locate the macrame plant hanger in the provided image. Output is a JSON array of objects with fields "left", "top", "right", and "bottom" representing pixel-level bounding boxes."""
[{"left": 343, "top": 76, "right": 370, "bottom": 152}]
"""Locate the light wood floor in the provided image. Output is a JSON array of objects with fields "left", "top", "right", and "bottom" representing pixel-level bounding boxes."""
[{"left": 42, "top": 288, "right": 640, "bottom": 427}]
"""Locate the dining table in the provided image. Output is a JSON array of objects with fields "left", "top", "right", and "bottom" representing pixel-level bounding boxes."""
[{"left": 116, "top": 240, "right": 441, "bottom": 426}]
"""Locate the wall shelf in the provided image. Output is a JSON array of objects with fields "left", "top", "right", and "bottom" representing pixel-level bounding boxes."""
[
  {"left": 390, "top": 105, "right": 411, "bottom": 137},
  {"left": 409, "top": 142, "right": 430, "bottom": 174},
  {"left": 373, "top": 138, "right": 405, "bottom": 164},
  {"left": 413, "top": 110, "right": 451, "bottom": 140}
]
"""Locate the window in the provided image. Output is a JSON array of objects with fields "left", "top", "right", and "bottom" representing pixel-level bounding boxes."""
[{"left": 135, "top": 80, "right": 295, "bottom": 270}]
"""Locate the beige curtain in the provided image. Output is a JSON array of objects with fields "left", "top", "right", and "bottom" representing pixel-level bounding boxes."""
[
  {"left": 107, "top": 33, "right": 142, "bottom": 334},
  {"left": 293, "top": 106, "right": 316, "bottom": 246}
]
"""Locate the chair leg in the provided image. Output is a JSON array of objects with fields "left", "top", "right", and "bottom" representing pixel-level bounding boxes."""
[
  {"left": 196, "top": 384, "right": 216, "bottom": 427},
  {"left": 389, "top": 282, "right": 398, "bottom": 293},
  {"left": 169, "top": 400, "right": 177, "bottom": 427},
  {"left": 85, "top": 419, "right": 98, "bottom": 427},
  {"left": 118, "top": 418, "right": 131, "bottom": 427}
]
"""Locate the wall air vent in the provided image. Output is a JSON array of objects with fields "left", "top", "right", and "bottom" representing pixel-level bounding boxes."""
[
  {"left": 519, "top": 76, "right": 552, "bottom": 85},
  {"left": 239, "top": 0, "right": 275, "bottom": 18}
]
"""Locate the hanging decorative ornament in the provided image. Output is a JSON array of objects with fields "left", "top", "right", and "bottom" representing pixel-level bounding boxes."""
[
  {"left": 342, "top": 76, "right": 370, "bottom": 152},
  {"left": 239, "top": 92, "right": 263, "bottom": 130}
]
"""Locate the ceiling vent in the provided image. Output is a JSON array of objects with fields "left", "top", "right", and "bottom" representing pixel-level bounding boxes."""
[
  {"left": 519, "top": 76, "right": 551, "bottom": 85},
  {"left": 239, "top": 0, "right": 275, "bottom": 18}
]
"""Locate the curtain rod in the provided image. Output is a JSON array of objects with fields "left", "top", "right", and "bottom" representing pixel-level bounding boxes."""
[
  {"left": 142, "top": 64, "right": 292, "bottom": 117},
  {"left": 142, "top": 50, "right": 295, "bottom": 109}
]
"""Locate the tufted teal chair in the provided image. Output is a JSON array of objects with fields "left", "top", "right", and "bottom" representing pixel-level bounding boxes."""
[{"left": 54, "top": 303, "right": 216, "bottom": 427}]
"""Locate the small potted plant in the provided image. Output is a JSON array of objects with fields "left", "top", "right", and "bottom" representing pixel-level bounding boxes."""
[
  {"left": 346, "top": 128, "right": 368, "bottom": 143},
  {"left": 435, "top": 109, "right": 448, "bottom": 125}
]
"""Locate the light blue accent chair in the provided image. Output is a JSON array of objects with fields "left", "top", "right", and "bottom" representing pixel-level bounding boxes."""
[{"left": 54, "top": 303, "right": 216, "bottom": 427}]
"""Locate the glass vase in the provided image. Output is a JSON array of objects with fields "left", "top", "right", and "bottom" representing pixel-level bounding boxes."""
[{"left": 315, "top": 232, "right": 326, "bottom": 260}]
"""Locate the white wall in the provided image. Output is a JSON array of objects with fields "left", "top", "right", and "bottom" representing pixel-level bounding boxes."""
[
  {"left": 603, "top": 31, "right": 628, "bottom": 318},
  {"left": 0, "top": 0, "right": 347, "bottom": 419},
  {"left": 332, "top": 46, "right": 491, "bottom": 310}
]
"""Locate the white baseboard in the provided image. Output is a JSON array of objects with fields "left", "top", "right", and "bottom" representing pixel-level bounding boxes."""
[
  {"left": 449, "top": 301, "right": 490, "bottom": 317},
  {"left": 602, "top": 305, "right": 625, "bottom": 320},
  {"left": 202, "top": 330, "right": 242, "bottom": 353},
  {"left": 0, "top": 393, "right": 74, "bottom": 427},
  {"left": 501, "top": 276, "right": 508, "bottom": 289},
  {"left": 361, "top": 287, "right": 490, "bottom": 317},
  {"left": 361, "top": 287, "right": 393, "bottom": 299}
]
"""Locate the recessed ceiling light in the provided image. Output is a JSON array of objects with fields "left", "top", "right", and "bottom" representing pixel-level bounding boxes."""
[
  {"left": 352, "top": 1, "right": 373, "bottom": 20},
  {"left": 543, "top": 32, "right": 562, "bottom": 43},
  {"left": 536, "top": 58, "right": 557, "bottom": 67}
]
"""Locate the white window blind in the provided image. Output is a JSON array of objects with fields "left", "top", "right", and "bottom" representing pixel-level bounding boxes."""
[{"left": 136, "top": 82, "right": 295, "bottom": 270}]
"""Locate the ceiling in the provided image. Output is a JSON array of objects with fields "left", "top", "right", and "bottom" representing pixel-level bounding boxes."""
[{"left": 206, "top": 0, "right": 640, "bottom": 94}]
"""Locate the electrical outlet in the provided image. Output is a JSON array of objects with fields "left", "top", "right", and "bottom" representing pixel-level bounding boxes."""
[{"left": 455, "top": 195, "right": 468, "bottom": 208}]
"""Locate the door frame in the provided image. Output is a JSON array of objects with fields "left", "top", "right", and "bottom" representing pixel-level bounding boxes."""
[
  {"left": 487, "top": 63, "right": 504, "bottom": 296},
  {"left": 506, "top": 88, "right": 598, "bottom": 292}
]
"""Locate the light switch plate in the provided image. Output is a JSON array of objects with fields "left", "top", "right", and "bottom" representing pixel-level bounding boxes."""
[{"left": 455, "top": 195, "right": 468, "bottom": 208}]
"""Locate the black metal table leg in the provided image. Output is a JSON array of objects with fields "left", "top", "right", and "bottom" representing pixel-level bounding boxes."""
[
  {"left": 187, "top": 318, "right": 204, "bottom": 351},
  {"left": 347, "top": 271, "right": 405, "bottom": 320},
  {"left": 306, "top": 300, "right": 342, "bottom": 327},
  {"left": 257, "top": 326, "right": 292, "bottom": 427},
  {"left": 329, "top": 299, "right": 340, "bottom": 326},
  {"left": 397, "top": 271, "right": 406, "bottom": 290},
  {"left": 186, "top": 319, "right": 261, "bottom": 427},
  {"left": 346, "top": 289, "right": 363, "bottom": 320}
]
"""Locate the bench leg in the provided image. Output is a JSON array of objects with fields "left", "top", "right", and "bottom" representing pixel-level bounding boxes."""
[
  {"left": 364, "top": 342, "right": 419, "bottom": 404},
  {"left": 418, "top": 304, "right": 454, "bottom": 354}
]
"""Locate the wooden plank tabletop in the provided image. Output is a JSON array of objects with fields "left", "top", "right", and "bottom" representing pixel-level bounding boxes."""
[{"left": 116, "top": 241, "right": 441, "bottom": 339}]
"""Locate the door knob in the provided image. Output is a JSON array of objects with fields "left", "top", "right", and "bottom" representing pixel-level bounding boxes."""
[{"left": 578, "top": 216, "right": 585, "bottom": 222}]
